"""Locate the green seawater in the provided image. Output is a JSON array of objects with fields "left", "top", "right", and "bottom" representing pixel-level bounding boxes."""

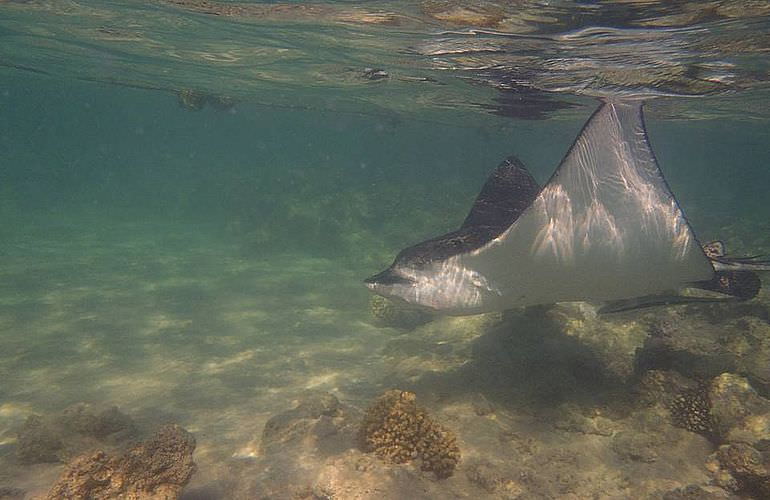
[{"left": 1, "top": 1, "right": 770, "bottom": 498}]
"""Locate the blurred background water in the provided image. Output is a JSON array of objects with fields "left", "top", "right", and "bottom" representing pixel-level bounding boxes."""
[{"left": 1, "top": 1, "right": 770, "bottom": 498}]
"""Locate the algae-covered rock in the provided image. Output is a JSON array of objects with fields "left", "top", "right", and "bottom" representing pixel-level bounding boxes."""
[
  {"left": 548, "top": 302, "right": 649, "bottom": 380},
  {"left": 728, "top": 317, "right": 770, "bottom": 389},
  {"left": 247, "top": 391, "right": 465, "bottom": 498},
  {"left": 636, "top": 370, "right": 718, "bottom": 443},
  {"left": 706, "top": 442, "right": 770, "bottom": 498},
  {"left": 358, "top": 389, "right": 460, "bottom": 478},
  {"left": 15, "top": 415, "right": 63, "bottom": 464},
  {"left": 465, "top": 460, "right": 523, "bottom": 496},
  {"left": 0, "top": 486, "right": 26, "bottom": 499},
  {"left": 470, "top": 392, "right": 495, "bottom": 417},
  {"left": 14, "top": 403, "right": 137, "bottom": 464},
  {"left": 260, "top": 392, "right": 353, "bottom": 457},
  {"left": 638, "top": 370, "right": 719, "bottom": 439},
  {"left": 465, "top": 460, "right": 503, "bottom": 493},
  {"left": 60, "top": 403, "right": 137, "bottom": 442},
  {"left": 638, "top": 370, "right": 770, "bottom": 444},
  {"left": 709, "top": 373, "right": 770, "bottom": 445},
  {"left": 637, "top": 309, "right": 770, "bottom": 393},
  {"left": 661, "top": 484, "right": 734, "bottom": 499},
  {"left": 45, "top": 424, "right": 196, "bottom": 500},
  {"left": 242, "top": 392, "right": 363, "bottom": 497},
  {"left": 611, "top": 430, "right": 662, "bottom": 463},
  {"left": 607, "top": 401, "right": 714, "bottom": 489},
  {"left": 552, "top": 403, "right": 616, "bottom": 437},
  {"left": 638, "top": 369, "right": 701, "bottom": 409},
  {"left": 369, "top": 295, "right": 432, "bottom": 330}
]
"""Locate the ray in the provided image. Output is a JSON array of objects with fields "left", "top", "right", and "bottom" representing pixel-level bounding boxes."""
[{"left": 366, "top": 100, "right": 741, "bottom": 315}]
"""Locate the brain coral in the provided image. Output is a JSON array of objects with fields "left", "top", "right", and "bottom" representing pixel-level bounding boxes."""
[
  {"left": 358, "top": 390, "right": 460, "bottom": 478},
  {"left": 669, "top": 384, "right": 715, "bottom": 438}
]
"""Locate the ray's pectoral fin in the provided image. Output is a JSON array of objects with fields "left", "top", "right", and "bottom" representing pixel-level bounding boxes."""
[
  {"left": 381, "top": 155, "right": 541, "bottom": 270},
  {"left": 363, "top": 154, "right": 542, "bottom": 312},
  {"left": 460, "top": 155, "right": 541, "bottom": 235},
  {"left": 463, "top": 99, "right": 717, "bottom": 308}
]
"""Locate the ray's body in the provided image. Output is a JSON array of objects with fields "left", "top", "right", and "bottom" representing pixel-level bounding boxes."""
[{"left": 366, "top": 100, "right": 765, "bottom": 315}]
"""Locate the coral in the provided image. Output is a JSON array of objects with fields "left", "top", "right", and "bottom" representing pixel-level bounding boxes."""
[
  {"left": 669, "top": 383, "right": 715, "bottom": 438},
  {"left": 638, "top": 370, "right": 715, "bottom": 438},
  {"left": 369, "top": 295, "right": 432, "bottom": 330},
  {"left": 358, "top": 390, "right": 460, "bottom": 479},
  {"left": 45, "top": 424, "right": 196, "bottom": 500}
]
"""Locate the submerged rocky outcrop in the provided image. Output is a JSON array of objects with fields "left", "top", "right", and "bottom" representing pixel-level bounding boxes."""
[
  {"left": 231, "top": 390, "right": 464, "bottom": 497},
  {"left": 636, "top": 367, "right": 770, "bottom": 497},
  {"left": 15, "top": 403, "right": 137, "bottom": 465},
  {"left": 369, "top": 295, "right": 433, "bottom": 330},
  {"left": 0, "top": 487, "right": 25, "bottom": 500},
  {"left": 708, "top": 442, "right": 770, "bottom": 498}
]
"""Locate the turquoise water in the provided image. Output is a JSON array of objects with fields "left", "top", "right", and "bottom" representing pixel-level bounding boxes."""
[{"left": 1, "top": 1, "right": 770, "bottom": 498}]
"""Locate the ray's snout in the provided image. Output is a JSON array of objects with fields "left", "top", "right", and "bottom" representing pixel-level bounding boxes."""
[{"left": 364, "top": 268, "right": 413, "bottom": 289}]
